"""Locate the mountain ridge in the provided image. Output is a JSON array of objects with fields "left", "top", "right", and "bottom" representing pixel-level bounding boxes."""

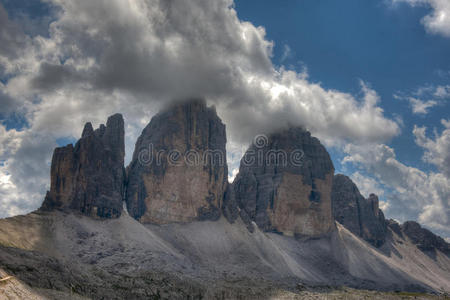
[{"left": 1, "top": 99, "right": 449, "bottom": 299}]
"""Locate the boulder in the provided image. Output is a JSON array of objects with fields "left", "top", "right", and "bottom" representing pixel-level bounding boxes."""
[
  {"left": 126, "top": 99, "right": 228, "bottom": 224},
  {"left": 233, "top": 127, "right": 335, "bottom": 237},
  {"left": 41, "top": 114, "right": 125, "bottom": 218}
]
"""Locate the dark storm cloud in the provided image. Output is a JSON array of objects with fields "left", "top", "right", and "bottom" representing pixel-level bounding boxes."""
[
  {"left": 0, "top": 88, "right": 18, "bottom": 114},
  {"left": 26, "top": 0, "right": 399, "bottom": 147},
  {"left": 32, "top": 62, "right": 83, "bottom": 90},
  {"left": 0, "top": 4, "right": 27, "bottom": 59},
  {"left": 31, "top": 0, "right": 273, "bottom": 107}
]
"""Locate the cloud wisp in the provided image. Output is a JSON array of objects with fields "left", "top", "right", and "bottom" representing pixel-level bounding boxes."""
[{"left": 394, "top": 84, "right": 450, "bottom": 115}]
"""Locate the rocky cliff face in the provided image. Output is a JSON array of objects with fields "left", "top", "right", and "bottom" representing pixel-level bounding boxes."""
[
  {"left": 331, "top": 174, "right": 387, "bottom": 247},
  {"left": 232, "top": 127, "right": 335, "bottom": 237},
  {"left": 126, "top": 100, "right": 228, "bottom": 224},
  {"left": 386, "top": 219, "right": 402, "bottom": 236},
  {"left": 395, "top": 221, "right": 450, "bottom": 255},
  {"left": 41, "top": 114, "right": 125, "bottom": 218}
]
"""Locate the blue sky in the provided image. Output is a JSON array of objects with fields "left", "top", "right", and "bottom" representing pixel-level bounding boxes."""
[
  {"left": 235, "top": 0, "right": 450, "bottom": 172},
  {"left": 0, "top": 0, "right": 449, "bottom": 238},
  {"left": 233, "top": 2, "right": 450, "bottom": 237}
]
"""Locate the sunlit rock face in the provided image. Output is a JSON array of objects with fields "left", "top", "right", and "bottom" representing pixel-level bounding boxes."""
[
  {"left": 232, "top": 127, "right": 335, "bottom": 237},
  {"left": 126, "top": 100, "right": 228, "bottom": 224},
  {"left": 41, "top": 114, "right": 125, "bottom": 218},
  {"left": 331, "top": 174, "right": 387, "bottom": 247}
]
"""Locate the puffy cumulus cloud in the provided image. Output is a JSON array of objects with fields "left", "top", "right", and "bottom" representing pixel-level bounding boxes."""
[
  {"left": 0, "top": 86, "right": 18, "bottom": 115},
  {"left": 0, "top": 125, "right": 21, "bottom": 158},
  {"left": 413, "top": 119, "right": 450, "bottom": 177},
  {"left": 350, "top": 171, "right": 385, "bottom": 198},
  {"left": 343, "top": 134, "right": 450, "bottom": 237},
  {"left": 0, "top": 124, "right": 49, "bottom": 217},
  {"left": 0, "top": 171, "right": 31, "bottom": 218},
  {"left": 0, "top": 0, "right": 399, "bottom": 216},
  {"left": 219, "top": 77, "right": 399, "bottom": 147},
  {"left": 392, "top": 0, "right": 450, "bottom": 37},
  {"left": 349, "top": 171, "right": 391, "bottom": 213},
  {"left": 4, "top": 0, "right": 399, "bottom": 144}
]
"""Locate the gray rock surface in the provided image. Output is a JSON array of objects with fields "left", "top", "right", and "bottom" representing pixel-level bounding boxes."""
[
  {"left": 401, "top": 221, "right": 450, "bottom": 255},
  {"left": 386, "top": 219, "right": 403, "bottom": 237},
  {"left": 1, "top": 211, "right": 449, "bottom": 299},
  {"left": 126, "top": 99, "right": 228, "bottom": 224},
  {"left": 40, "top": 114, "right": 125, "bottom": 218},
  {"left": 222, "top": 183, "right": 239, "bottom": 224},
  {"left": 233, "top": 127, "right": 335, "bottom": 237},
  {"left": 331, "top": 174, "right": 387, "bottom": 247}
]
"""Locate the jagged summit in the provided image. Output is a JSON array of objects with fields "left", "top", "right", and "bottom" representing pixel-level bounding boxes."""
[
  {"left": 35, "top": 103, "right": 448, "bottom": 253},
  {"left": 388, "top": 219, "right": 450, "bottom": 255},
  {"left": 125, "top": 99, "right": 228, "bottom": 224},
  {"left": 1, "top": 101, "right": 449, "bottom": 298},
  {"left": 41, "top": 113, "right": 125, "bottom": 218},
  {"left": 331, "top": 174, "right": 387, "bottom": 247}
]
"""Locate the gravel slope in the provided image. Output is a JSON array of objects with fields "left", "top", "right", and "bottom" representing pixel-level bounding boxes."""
[{"left": 0, "top": 211, "right": 448, "bottom": 299}]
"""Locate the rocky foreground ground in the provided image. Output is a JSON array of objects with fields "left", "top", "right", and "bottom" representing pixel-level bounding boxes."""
[{"left": 0, "top": 211, "right": 449, "bottom": 299}]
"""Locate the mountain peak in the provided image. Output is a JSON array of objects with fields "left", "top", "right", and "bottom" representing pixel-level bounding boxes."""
[
  {"left": 40, "top": 114, "right": 125, "bottom": 218},
  {"left": 230, "top": 126, "right": 335, "bottom": 237},
  {"left": 126, "top": 99, "right": 228, "bottom": 224},
  {"left": 331, "top": 174, "right": 387, "bottom": 247}
]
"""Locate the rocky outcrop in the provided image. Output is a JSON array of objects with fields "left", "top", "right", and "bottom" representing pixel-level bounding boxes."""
[
  {"left": 222, "top": 184, "right": 239, "bottom": 224},
  {"left": 41, "top": 114, "right": 125, "bottom": 218},
  {"left": 331, "top": 174, "right": 387, "bottom": 247},
  {"left": 386, "top": 219, "right": 403, "bottom": 236},
  {"left": 400, "top": 221, "right": 450, "bottom": 255},
  {"left": 126, "top": 99, "right": 228, "bottom": 224},
  {"left": 232, "top": 127, "right": 335, "bottom": 237}
]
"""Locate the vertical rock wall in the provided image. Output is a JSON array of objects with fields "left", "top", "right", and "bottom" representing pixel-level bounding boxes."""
[
  {"left": 331, "top": 174, "right": 387, "bottom": 247},
  {"left": 126, "top": 100, "right": 228, "bottom": 224},
  {"left": 232, "top": 128, "right": 335, "bottom": 237},
  {"left": 41, "top": 114, "right": 125, "bottom": 218}
]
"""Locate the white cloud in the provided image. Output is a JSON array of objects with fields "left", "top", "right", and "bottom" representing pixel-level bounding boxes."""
[
  {"left": 394, "top": 84, "right": 449, "bottom": 115},
  {"left": 350, "top": 171, "right": 385, "bottom": 198},
  {"left": 0, "top": 123, "right": 54, "bottom": 217},
  {"left": 413, "top": 119, "right": 450, "bottom": 177},
  {"left": 0, "top": 0, "right": 399, "bottom": 217},
  {"left": 434, "top": 85, "right": 450, "bottom": 98},
  {"left": 0, "top": 125, "right": 22, "bottom": 158},
  {"left": 415, "top": 84, "right": 450, "bottom": 98},
  {"left": 393, "top": 0, "right": 450, "bottom": 37},
  {"left": 0, "top": 167, "right": 43, "bottom": 218},
  {"left": 408, "top": 97, "right": 438, "bottom": 114},
  {"left": 343, "top": 123, "right": 450, "bottom": 237}
]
